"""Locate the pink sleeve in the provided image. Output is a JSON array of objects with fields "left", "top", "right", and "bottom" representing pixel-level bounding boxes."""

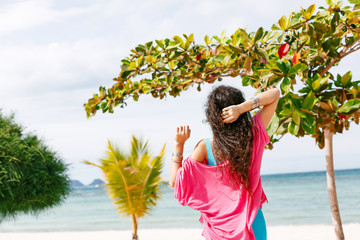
[
  {"left": 174, "top": 158, "right": 212, "bottom": 210},
  {"left": 173, "top": 161, "right": 189, "bottom": 206}
]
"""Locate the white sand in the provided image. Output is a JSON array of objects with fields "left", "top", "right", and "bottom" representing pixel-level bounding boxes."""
[{"left": 0, "top": 224, "right": 359, "bottom": 240}]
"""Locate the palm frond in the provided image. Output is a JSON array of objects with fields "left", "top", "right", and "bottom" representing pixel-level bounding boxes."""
[
  {"left": 138, "top": 154, "right": 151, "bottom": 170},
  {"left": 130, "top": 136, "right": 149, "bottom": 165},
  {"left": 105, "top": 140, "right": 126, "bottom": 164},
  {"left": 84, "top": 160, "right": 102, "bottom": 169},
  {"left": 136, "top": 143, "right": 166, "bottom": 217}
]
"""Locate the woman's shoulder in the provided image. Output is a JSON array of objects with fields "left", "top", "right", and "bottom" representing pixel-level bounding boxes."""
[{"left": 190, "top": 139, "right": 207, "bottom": 163}]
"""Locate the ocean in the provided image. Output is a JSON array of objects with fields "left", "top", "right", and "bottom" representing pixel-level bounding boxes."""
[{"left": 1, "top": 168, "right": 359, "bottom": 232}]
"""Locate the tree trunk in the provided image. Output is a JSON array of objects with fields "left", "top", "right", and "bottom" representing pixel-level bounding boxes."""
[
  {"left": 324, "top": 127, "right": 345, "bottom": 240},
  {"left": 131, "top": 214, "right": 138, "bottom": 240}
]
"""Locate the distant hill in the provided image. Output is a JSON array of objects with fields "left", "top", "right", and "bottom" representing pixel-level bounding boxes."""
[
  {"left": 88, "top": 179, "right": 105, "bottom": 187},
  {"left": 70, "top": 180, "right": 85, "bottom": 188}
]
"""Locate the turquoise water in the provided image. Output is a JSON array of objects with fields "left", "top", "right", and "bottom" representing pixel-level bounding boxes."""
[{"left": 1, "top": 169, "right": 359, "bottom": 232}]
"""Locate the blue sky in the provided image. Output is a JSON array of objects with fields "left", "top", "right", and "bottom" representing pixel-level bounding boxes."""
[{"left": 1, "top": 0, "right": 359, "bottom": 184}]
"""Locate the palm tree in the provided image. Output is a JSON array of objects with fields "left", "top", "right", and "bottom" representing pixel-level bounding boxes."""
[{"left": 85, "top": 136, "right": 166, "bottom": 240}]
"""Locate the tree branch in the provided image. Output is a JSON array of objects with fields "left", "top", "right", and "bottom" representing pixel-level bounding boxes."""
[
  {"left": 320, "top": 37, "right": 360, "bottom": 77},
  {"left": 340, "top": 44, "right": 360, "bottom": 59},
  {"left": 339, "top": 36, "right": 360, "bottom": 56},
  {"left": 320, "top": 58, "right": 339, "bottom": 77}
]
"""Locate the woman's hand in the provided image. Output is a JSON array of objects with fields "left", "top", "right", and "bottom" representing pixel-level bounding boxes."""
[
  {"left": 221, "top": 105, "right": 243, "bottom": 123},
  {"left": 175, "top": 125, "right": 191, "bottom": 144},
  {"left": 170, "top": 125, "right": 190, "bottom": 187}
]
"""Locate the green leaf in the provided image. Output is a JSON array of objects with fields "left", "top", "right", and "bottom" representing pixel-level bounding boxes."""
[
  {"left": 271, "top": 23, "right": 281, "bottom": 31},
  {"left": 145, "top": 41, "right": 153, "bottom": 51},
  {"left": 341, "top": 71, "right": 352, "bottom": 87},
  {"left": 348, "top": 11, "right": 360, "bottom": 18},
  {"left": 298, "top": 110, "right": 307, "bottom": 118},
  {"left": 314, "top": 78, "right": 324, "bottom": 90},
  {"left": 289, "top": 16, "right": 301, "bottom": 28},
  {"left": 281, "top": 77, "right": 291, "bottom": 94},
  {"left": 322, "top": 39, "right": 332, "bottom": 53},
  {"left": 277, "top": 33, "right": 286, "bottom": 43},
  {"left": 311, "top": 74, "right": 330, "bottom": 92},
  {"left": 135, "top": 45, "right": 146, "bottom": 54},
  {"left": 268, "top": 76, "right": 283, "bottom": 85},
  {"left": 238, "top": 29, "right": 250, "bottom": 40},
  {"left": 205, "top": 35, "right": 210, "bottom": 45},
  {"left": 301, "top": 116, "right": 316, "bottom": 134},
  {"left": 312, "top": 22, "right": 327, "bottom": 33},
  {"left": 311, "top": 74, "right": 329, "bottom": 92},
  {"left": 184, "top": 41, "right": 191, "bottom": 50},
  {"left": 256, "top": 47, "right": 270, "bottom": 64},
  {"left": 173, "top": 36, "right": 185, "bottom": 48},
  {"left": 242, "top": 76, "right": 252, "bottom": 86},
  {"left": 276, "top": 62, "right": 288, "bottom": 74},
  {"left": 254, "top": 27, "right": 264, "bottom": 43},
  {"left": 328, "top": 49, "right": 341, "bottom": 58},
  {"left": 325, "top": 0, "right": 336, "bottom": 7},
  {"left": 166, "top": 41, "right": 181, "bottom": 50},
  {"left": 120, "top": 71, "right": 133, "bottom": 79},
  {"left": 338, "top": 99, "right": 360, "bottom": 114},
  {"left": 280, "top": 108, "right": 293, "bottom": 116},
  {"left": 307, "top": 4, "right": 316, "bottom": 17},
  {"left": 278, "top": 15, "right": 287, "bottom": 31},
  {"left": 243, "top": 55, "right": 252, "bottom": 74},
  {"left": 288, "top": 63, "right": 307, "bottom": 76},
  {"left": 187, "top": 33, "right": 194, "bottom": 43},
  {"left": 302, "top": 91, "right": 317, "bottom": 109},
  {"left": 232, "top": 32, "right": 239, "bottom": 46},
  {"left": 214, "top": 55, "right": 225, "bottom": 62},
  {"left": 221, "top": 30, "right": 226, "bottom": 40},
  {"left": 155, "top": 40, "right": 164, "bottom": 49},
  {"left": 163, "top": 39, "right": 170, "bottom": 48},
  {"left": 229, "top": 44, "right": 243, "bottom": 54},
  {"left": 288, "top": 120, "right": 300, "bottom": 135},
  {"left": 292, "top": 111, "right": 301, "bottom": 125},
  {"left": 349, "top": 0, "right": 360, "bottom": 3},
  {"left": 266, "top": 115, "right": 280, "bottom": 137},
  {"left": 331, "top": 13, "right": 340, "bottom": 32}
]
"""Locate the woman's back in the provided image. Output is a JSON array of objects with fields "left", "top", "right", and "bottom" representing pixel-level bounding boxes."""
[
  {"left": 174, "top": 113, "right": 269, "bottom": 240},
  {"left": 170, "top": 86, "right": 280, "bottom": 240}
]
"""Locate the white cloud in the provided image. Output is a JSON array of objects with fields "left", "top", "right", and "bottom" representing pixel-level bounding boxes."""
[
  {"left": 0, "top": 38, "right": 127, "bottom": 99},
  {"left": 0, "top": 0, "right": 90, "bottom": 36}
]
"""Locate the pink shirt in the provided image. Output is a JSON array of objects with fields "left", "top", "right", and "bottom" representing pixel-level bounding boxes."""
[{"left": 174, "top": 113, "right": 270, "bottom": 240}]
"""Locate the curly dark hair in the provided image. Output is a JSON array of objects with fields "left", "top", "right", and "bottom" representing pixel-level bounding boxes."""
[{"left": 205, "top": 85, "right": 255, "bottom": 191}]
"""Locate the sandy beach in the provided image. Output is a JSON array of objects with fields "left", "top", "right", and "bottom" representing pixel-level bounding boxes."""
[{"left": 1, "top": 224, "right": 359, "bottom": 240}]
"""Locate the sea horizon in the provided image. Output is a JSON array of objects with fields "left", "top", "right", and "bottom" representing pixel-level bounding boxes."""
[
  {"left": 1, "top": 168, "right": 359, "bottom": 232},
  {"left": 73, "top": 167, "right": 360, "bottom": 187}
]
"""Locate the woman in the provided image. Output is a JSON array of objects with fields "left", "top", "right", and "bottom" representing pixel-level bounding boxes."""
[{"left": 169, "top": 85, "right": 280, "bottom": 240}]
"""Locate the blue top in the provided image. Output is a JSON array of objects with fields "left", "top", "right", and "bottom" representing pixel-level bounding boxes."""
[{"left": 205, "top": 138, "right": 217, "bottom": 166}]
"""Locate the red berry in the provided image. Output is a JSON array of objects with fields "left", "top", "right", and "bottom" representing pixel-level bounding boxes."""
[
  {"left": 278, "top": 43, "right": 290, "bottom": 59},
  {"left": 196, "top": 52, "right": 202, "bottom": 61},
  {"left": 339, "top": 114, "right": 346, "bottom": 120}
]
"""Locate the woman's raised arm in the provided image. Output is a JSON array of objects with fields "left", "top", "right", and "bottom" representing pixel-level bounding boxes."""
[
  {"left": 221, "top": 88, "right": 280, "bottom": 128},
  {"left": 169, "top": 125, "right": 191, "bottom": 188}
]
